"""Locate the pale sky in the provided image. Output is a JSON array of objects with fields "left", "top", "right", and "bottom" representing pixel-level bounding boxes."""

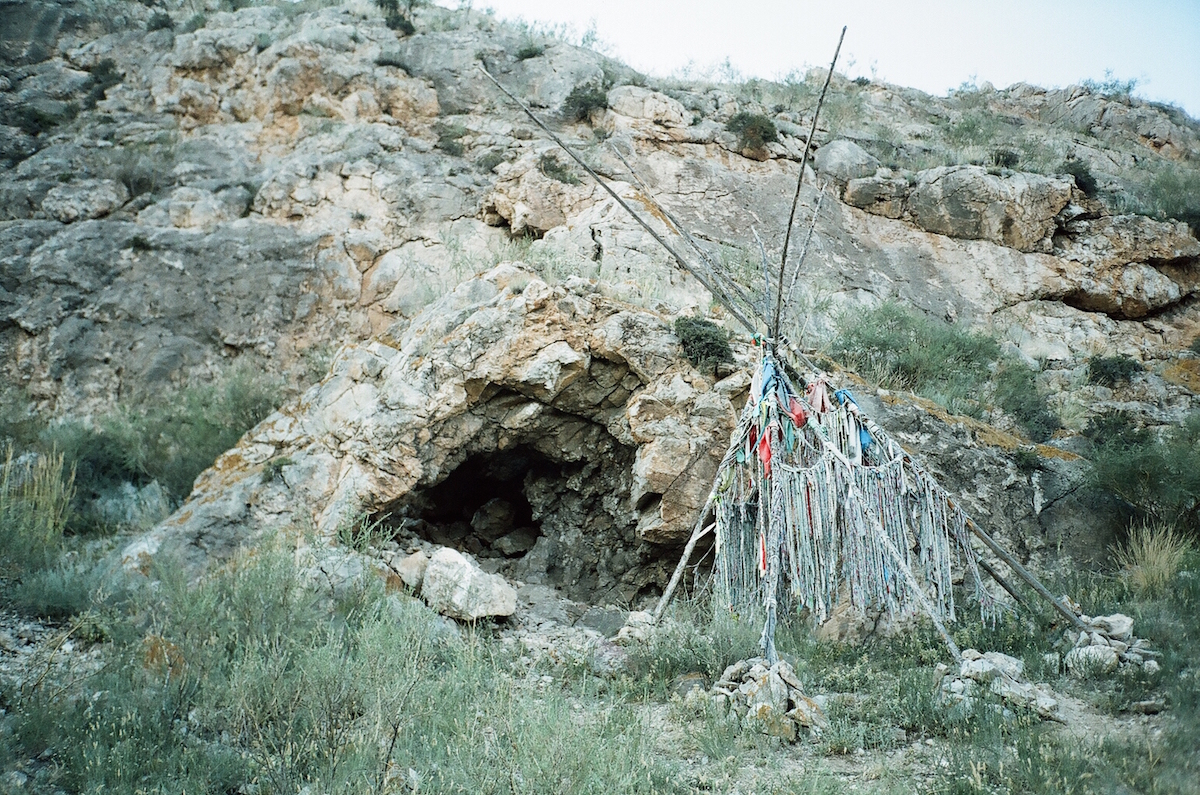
[{"left": 457, "top": 0, "right": 1200, "bottom": 119}]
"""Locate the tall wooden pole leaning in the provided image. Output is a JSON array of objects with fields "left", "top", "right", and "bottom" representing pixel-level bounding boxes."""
[{"left": 772, "top": 26, "right": 845, "bottom": 342}]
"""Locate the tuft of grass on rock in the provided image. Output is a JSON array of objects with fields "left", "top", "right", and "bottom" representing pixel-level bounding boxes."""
[{"left": 563, "top": 83, "right": 608, "bottom": 122}]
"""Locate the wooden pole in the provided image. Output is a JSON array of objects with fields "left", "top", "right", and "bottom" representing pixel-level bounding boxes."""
[
  {"left": 653, "top": 520, "right": 714, "bottom": 622},
  {"left": 772, "top": 25, "right": 846, "bottom": 341}
]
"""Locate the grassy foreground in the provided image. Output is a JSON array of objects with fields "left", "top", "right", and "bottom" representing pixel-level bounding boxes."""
[{"left": 1, "top": 435, "right": 1197, "bottom": 794}]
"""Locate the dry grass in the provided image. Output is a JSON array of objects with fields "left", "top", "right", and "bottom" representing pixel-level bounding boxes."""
[{"left": 1114, "top": 522, "right": 1193, "bottom": 596}]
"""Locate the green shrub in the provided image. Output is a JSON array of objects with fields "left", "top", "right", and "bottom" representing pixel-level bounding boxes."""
[
  {"left": 563, "top": 83, "right": 608, "bottom": 122},
  {"left": 991, "top": 147, "right": 1020, "bottom": 168},
  {"left": 1143, "top": 164, "right": 1200, "bottom": 234},
  {"left": 830, "top": 302, "right": 999, "bottom": 413},
  {"left": 1087, "top": 354, "right": 1143, "bottom": 387},
  {"left": 475, "top": 149, "right": 508, "bottom": 173},
  {"left": 674, "top": 316, "right": 734, "bottom": 376},
  {"left": 435, "top": 121, "right": 468, "bottom": 156},
  {"left": 146, "top": 11, "right": 173, "bottom": 31},
  {"left": 1087, "top": 411, "right": 1200, "bottom": 532},
  {"left": 260, "top": 455, "right": 293, "bottom": 484},
  {"left": 515, "top": 43, "right": 545, "bottom": 60},
  {"left": 41, "top": 365, "right": 281, "bottom": 523},
  {"left": 538, "top": 152, "right": 580, "bottom": 184},
  {"left": 1062, "top": 159, "right": 1098, "bottom": 195},
  {"left": 1191, "top": 336, "right": 1200, "bottom": 355},
  {"left": 726, "top": 111, "right": 778, "bottom": 151},
  {"left": 993, "top": 362, "right": 1061, "bottom": 442},
  {"left": 1013, "top": 447, "right": 1041, "bottom": 473},
  {"left": 101, "top": 142, "right": 177, "bottom": 198},
  {"left": 1081, "top": 71, "right": 1138, "bottom": 100},
  {"left": 376, "top": 0, "right": 417, "bottom": 34},
  {"left": 83, "top": 59, "right": 122, "bottom": 109}
]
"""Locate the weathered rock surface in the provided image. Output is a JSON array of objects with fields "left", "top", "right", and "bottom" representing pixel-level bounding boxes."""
[
  {"left": 420, "top": 547, "right": 517, "bottom": 620},
  {"left": 122, "top": 265, "right": 739, "bottom": 604},
  {"left": 814, "top": 139, "right": 880, "bottom": 182},
  {"left": 906, "top": 165, "right": 1073, "bottom": 252}
]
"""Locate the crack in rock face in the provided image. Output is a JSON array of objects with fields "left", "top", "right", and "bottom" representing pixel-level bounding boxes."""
[{"left": 121, "top": 264, "right": 741, "bottom": 606}]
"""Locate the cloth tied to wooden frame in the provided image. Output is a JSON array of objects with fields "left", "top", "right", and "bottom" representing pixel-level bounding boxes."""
[{"left": 711, "top": 349, "right": 997, "bottom": 661}]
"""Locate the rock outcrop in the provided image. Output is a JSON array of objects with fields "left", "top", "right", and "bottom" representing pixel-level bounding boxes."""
[{"left": 122, "top": 265, "right": 741, "bottom": 604}]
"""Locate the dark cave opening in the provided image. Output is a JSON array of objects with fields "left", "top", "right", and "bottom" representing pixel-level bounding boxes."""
[{"left": 386, "top": 446, "right": 557, "bottom": 565}]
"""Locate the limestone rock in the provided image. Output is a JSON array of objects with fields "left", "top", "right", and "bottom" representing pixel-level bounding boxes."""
[
  {"left": 814, "top": 140, "right": 880, "bottom": 182},
  {"left": 41, "top": 179, "right": 129, "bottom": 222},
  {"left": 1088, "top": 614, "right": 1134, "bottom": 642},
  {"left": 844, "top": 175, "right": 909, "bottom": 218},
  {"left": 394, "top": 550, "right": 429, "bottom": 589},
  {"left": 420, "top": 547, "right": 517, "bottom": 621},
  {"left": 122, "top": 266, "right": 736, "bottom": 604},
  {"left": 907, "top": 165, "right": 1072, "bottom": 252},
  {"left": 1065, "top": 645, "right": 1120, "bottom": 676}
]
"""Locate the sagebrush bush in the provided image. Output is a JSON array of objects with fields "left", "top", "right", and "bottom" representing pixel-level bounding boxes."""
[
  {"left": 725, "top": 111, "right": 778, "bottom": 151},
  {"left": 563, "top": 83, "right": 608, "bottom": 122},
  {"left": 1087, "top": 411, "right": 1200, "bottom": 532},
  {"left": 515, "top": 43, "right": 545, "bottom": 60},
  {"left": 1143, "top": 164, "right": 1200, "bottom": 233},
  {"left": 993, "top": 362, "right": 1061, "bottom": 442},
  {"left": 435, "top": 121, "right": 468, "bottom": 156},
  {"left": 1087, "top": 354, "right": 1143, "bottom": 387},
  {"left": 41, "top": 365, "right": 280, "bottom": 523},
  {"left": 538, "top": 152, "right": 580, "bottom": 184},
  {"left": 674, "top": 316, "right": 734, "bottom": 376}
]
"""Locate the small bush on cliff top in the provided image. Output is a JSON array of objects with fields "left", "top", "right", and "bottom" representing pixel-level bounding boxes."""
[{"left": 726, "top": 111, "right": 778, "bottom": 151}]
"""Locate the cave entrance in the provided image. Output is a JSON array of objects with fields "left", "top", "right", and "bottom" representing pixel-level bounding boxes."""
[
  {"left": 411, "top": 447, "right": 550, "bottom": 564},
  {"left": 372, "top": 390, "right": 674, "bottom": 605}
]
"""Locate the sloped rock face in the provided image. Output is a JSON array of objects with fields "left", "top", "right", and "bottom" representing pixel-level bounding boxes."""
[{"left": 122, "top": 265, "right": 740, "bottom": 604}]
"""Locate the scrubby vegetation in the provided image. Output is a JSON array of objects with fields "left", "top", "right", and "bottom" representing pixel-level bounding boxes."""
[
  {"left": 0, "top": 365, "right": 281, "bottom": 534},
  {"left": 1087, "top": 354, "right": 1143, "bottom": 387},
  {"left": 563, "top": 83, "right": 608, "bottom": 122},
  {"left": 1085, "top": 410, "right": 1200, "bottom": 534},
  {"left": 674, "top": 316, "right": 734, "bottom": 377},
  {"left": 725, "top": 111, "right": 778, "bottom": 151},
  {"left": 537, "top": 152, "right": 580, "bottom": 184},
  {"left": 828, "top": 303, "right": 1061, "bottom": 441}
]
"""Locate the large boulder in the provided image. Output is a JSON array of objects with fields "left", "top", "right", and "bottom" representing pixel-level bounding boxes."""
[
  {"left": 420, "top": 547, "right": 517, "bottom": 620},
  {"left": 844, "top": 175, "right": 909, "bottom": 218},
  {"left": 814, "top": 140, "right": 880, "bottom": 182},
  {"left": 41, "top": 179, "right": 129, "bottom": 222},
  {"left": 907, "top": 165, "right": 1072, "bottom": 252}
]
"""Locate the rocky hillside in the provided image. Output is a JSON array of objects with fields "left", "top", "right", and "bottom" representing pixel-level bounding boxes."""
[{"left": 3, "top": 0, "right": 1199, "bottom": 581}]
